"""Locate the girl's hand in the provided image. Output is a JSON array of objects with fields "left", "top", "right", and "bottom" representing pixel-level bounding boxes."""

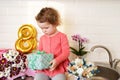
[{"left": 49, "top": 59, "right": 58, "bottom": 71}]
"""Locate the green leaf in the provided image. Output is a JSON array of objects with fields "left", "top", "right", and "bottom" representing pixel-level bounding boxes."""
[
  {"left": 70, "top": 47, "right": 88, "bottom": 56},
  {"left": 70, "top": 47, "right": 79, "bottom": 55},
  {"left": 80, "top": 51, "right": 88, "bottom": 56},
  {"left": 70, "top": 47, "right": 78, "bottom": 52}
]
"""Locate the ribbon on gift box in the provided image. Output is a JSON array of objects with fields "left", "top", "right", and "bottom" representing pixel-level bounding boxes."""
[{"left": 37, "top": 50, "right": 45, "bottom": 54}]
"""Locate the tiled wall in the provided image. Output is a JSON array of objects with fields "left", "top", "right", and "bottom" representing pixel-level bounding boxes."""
[
  {"left": 0, "top": 0, "right": 120, "bottom": 63},
  {"left": 0, "top": 1, "right": 31, "bottom": 48}
]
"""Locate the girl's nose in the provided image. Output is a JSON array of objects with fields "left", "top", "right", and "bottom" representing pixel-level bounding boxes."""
[{"left": 43, "top": 29, "right": 46, "bottom": 33}]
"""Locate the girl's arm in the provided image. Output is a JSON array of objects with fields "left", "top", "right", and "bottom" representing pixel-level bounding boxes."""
[{"left": 55, "top": 35, "right": 70, "bottom": 64}]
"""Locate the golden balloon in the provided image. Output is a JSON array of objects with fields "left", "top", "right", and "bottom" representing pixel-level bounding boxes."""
[
  {"left": 18, "top": 24, "right": 37, "bottom": 40},
  {"left": 15, "top": 24, "right": 37, "bottom": 53},
  {"left": 15, "top": 38, "right": 33, "bottom": 53},
  {"left": 30, "top": 38, "right": 37, "bottom": 49}
]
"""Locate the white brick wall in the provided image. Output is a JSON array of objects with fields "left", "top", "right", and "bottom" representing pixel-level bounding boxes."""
[{"left": 0, "top": 0, "right": 120, "bottom": 62}]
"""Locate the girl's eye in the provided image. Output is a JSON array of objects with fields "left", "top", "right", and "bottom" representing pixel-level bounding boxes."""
[
  {"left": 44, "top": 27, "right": 49, "bottom": 29},
  {"left": 45, "top": 27, "right": 49, "bottom": 29},
  {"left": 41, "top": 27, "right": 48, "bottom": 29}
]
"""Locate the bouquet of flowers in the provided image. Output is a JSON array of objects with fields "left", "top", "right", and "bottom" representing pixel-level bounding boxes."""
[
  {"left": 0, "top": 49, "right": 27, "bottom": 80},
  {"left": 67, "top": 58, "right": 99, "bottom": 80},
  {"left": 70, "top": 34, "right": 88, "bottom": 56}
]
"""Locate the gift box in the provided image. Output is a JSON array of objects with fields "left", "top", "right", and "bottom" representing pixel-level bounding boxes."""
[{"left": 27, "top": 51, "right": 53, "bottom": 70}]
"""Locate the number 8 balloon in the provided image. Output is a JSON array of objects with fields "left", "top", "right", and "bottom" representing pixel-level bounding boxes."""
[{"left": 15, "top": 24, "right": 37, "bottom": 53}]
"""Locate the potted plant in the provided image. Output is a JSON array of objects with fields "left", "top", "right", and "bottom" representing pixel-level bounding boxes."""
[{"left": 70, "top": 34, "right": 88, "bottom": 57}]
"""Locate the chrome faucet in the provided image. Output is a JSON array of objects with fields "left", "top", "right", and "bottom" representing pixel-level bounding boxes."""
[{"left": 90, "top": 45, "right": 113, "bottom": 68}]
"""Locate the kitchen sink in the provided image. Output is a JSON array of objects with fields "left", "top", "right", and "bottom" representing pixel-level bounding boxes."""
[
  {"left": 89, "top": 45, "right": 120, "bottom": 80},
  {"left": 90, "top": 62, "right": 120, "bottom": 80},
  {"left": 91, "top": 66, "right": 120, "bottom": 80}
]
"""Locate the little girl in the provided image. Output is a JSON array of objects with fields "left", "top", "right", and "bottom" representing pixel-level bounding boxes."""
[{"left": 35, "top": 7, "right": 70, "bottom": 80}]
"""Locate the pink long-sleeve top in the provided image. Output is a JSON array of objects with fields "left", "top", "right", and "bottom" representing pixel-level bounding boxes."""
[{"left": 36, "top": 32, "right": 70, "bottom": 77}]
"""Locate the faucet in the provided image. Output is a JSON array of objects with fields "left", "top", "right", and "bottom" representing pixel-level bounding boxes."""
[
  {"left": 90, "top": 45, "right": 113, "bottom": 68},
  {"left": 113, "top": 59, "right": 120, "bottom": 69}
]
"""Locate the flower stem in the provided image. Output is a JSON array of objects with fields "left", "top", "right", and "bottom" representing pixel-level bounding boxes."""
[{"left": 79, "top": 40, "right": 81, "bottom": 51}]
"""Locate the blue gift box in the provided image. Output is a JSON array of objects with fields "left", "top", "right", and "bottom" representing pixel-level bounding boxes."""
[{"left": 27, "top": 51, "right": 53, "bottom": 70}]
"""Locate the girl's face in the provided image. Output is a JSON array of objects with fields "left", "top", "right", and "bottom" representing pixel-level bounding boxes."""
[{"left": 37, "top": 22, "right": 57, "bottom": 36}]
